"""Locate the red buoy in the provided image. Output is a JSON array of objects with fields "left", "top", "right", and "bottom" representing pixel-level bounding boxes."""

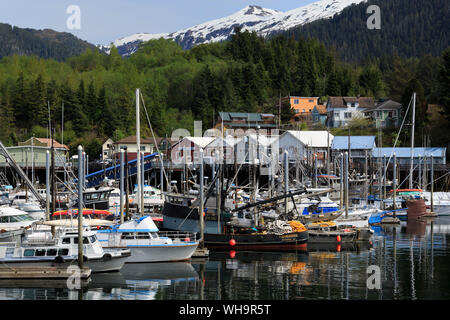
[
  {"left": 336, "top": 235, "right": 341, "bottom": 243},
  {"left": 336, "top": 244, "right": 341, "bottom": 252},
  {"left": 229, "top": 250, "right": 236, "bottom": 259},
  {"left": 184, "top": 237, "right": 190, "bottom": 242},
  {"left": 229, "top": 239, "right": 236, "bottom": 246}
]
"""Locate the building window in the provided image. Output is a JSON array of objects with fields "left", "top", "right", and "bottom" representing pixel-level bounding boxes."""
[
  {"left": 140, "top": 146, "right": 146, "bottom": 151},
  {"left": 344, "top": 112, "right": 352, "bottom": 119},
  {"left": 334, "top": 112, "right": 340, "bottom": 118},
  {"left": 294, "top": 99, "right": 299, "bottom": 104},
  {"left": 308, "top": 99, "right": 314, "bottom": 103}
]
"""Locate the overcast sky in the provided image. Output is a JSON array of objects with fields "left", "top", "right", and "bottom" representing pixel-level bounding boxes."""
[{"left": 0, "top": 0, "right": 315, "bottom": 45}]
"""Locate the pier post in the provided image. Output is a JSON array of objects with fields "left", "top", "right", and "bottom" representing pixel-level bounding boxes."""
[
  {"left": 314, "top": 153, "right": 317, "bottom": 188},
  {"left": 344, "top": 152, "right": 349, "bottom": 219},
  {"left": 383, "top": 154, "right": 387, "bottom": 210},
  {"left": 77, "top": 145, "right": 84, "bottom": 269},
  {"left": 431, "top": 155, "right": 434, "bottom": 212},
  {"left": 284, "top": 150, "right": 289, "bottom": 215},
  {"left": 120, "top": 150, "right": 124, "bottom": 224},
  {"left": 45, "top": 150, "right": 50, "bottom": 221},
  {"left": 141, "top": 151, "right": 145, "bottom": 214},
  {"left": 160, "top": 153, "right": 164, "bottom": 198},
  {"left": 199, "top": 148, "right": 205, "bottom": 249},
  {"left": 393, "top": 153, "right": 397, "bottom": 218},
  {"left": 340, "top": 153, "right": 343, "bottom": 210}
]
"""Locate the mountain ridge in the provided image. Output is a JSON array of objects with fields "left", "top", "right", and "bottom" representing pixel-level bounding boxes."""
[{"left": 101, "top": 0, "right": 365, "bottom": 56}]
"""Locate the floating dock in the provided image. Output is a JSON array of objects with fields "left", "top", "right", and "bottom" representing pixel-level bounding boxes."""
[{"left": 0, "top": 267, "right": 91, "bottom": 279}]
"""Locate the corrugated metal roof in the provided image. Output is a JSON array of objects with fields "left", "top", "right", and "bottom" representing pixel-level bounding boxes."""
[
  {"left": 283, "top": 130, "right": 334, "bottom": 148},
  {"left": 219, "top": 112, "right": 274, "bottom": 122},
  {"left": 332, "top": 136, "right": 376, "bottom": 150},
  {"left": 372, "top": 147, "right": 446, "bottom": 158},
  {"left": 184, "top": 137, "right": 215, "bottom": 148}
]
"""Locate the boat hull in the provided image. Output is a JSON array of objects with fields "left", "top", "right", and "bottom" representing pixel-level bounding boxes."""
[
  {"left": 103, "top": 243, "right": 199, "bottom": 263},
  {"left": 204, "top": 231, "right": 308, "bottom": 251},
  {"left": 307, "top": 229, "right": 357, "bottom": 243},
  {"left": 0, "top": 252, "right": 130, "bottom": 273}
]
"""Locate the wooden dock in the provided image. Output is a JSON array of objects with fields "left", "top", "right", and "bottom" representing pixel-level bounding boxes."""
[
  {"left": 0, "top": 267, "right": 91, "bottom": 279},
  {"left": 192, "top": 247, "right": 209, "bottom": 258}
]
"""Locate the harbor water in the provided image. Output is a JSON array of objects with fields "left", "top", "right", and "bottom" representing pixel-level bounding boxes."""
[{"left": 0, "top": 209, "right": 449, "bottom": 301}]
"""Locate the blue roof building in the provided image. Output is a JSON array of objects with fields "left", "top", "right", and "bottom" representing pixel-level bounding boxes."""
[
  {"left": 332, "top": 136, "right": 376, "bottom": 150},
  {"left": 371, "top": 147, "right": 446, "bottom": 165}
]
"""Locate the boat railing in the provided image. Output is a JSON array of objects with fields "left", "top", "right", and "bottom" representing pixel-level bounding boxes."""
[{"left": 158, "top": 231, "right": 198, "bottom": 243}]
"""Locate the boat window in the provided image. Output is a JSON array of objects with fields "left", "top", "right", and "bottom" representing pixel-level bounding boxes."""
[
  {"left": 17, "top": 214, "right": 35, "bottom": 222},
  {"left": 121, "top": 232, "right": 135, "bottom": 240},
  {"left": 46, "top": 249, "right": 57, "bottom": 256},
  {"left": 238, "top": 212, "right": 243, "bottom": 219},
  {"left": 245, "top": 213, "right": 252, "bottom": 220},
  {"left": 35, "top": 249, "right": 46, "bottom": 256},
  {"left": 100, "top": 193, "right": 107, "bottom": 199},
  {"left": 62, "top": 238, "right": 71, "bottom": 244},
  {"left": 150, "top": 232, "right": 158, "bottom": 239},
  {"left": 23, "top": 249, "right": 35, "bottom": 257},
  {"left": 90, "top": 193, "right": 100, "bottom": 200},
  {"left": 0, "top": 217, "right": 9, "bottom": 223},
  {"left": 58, "top": 248, "right": 69, "bottom": 256},
  {"left": 136, "top": 233, "right": 150, "bottom": 239},
  {"left": 73, "top": 237, "right": 90, "bottom": 244},
  {"left": 89, "top": 235, "right": 97, "bottom": 243},
  {"left": 9, "top": 216, "right": 22, "bottom": 222}
]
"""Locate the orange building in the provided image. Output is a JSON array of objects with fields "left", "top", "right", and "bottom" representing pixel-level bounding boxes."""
[{"left": 282, "top": 96, "right": 320, "bottom": 124}]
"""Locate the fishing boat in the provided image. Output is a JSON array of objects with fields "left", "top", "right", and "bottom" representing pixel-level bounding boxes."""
[
  {"left": 71, "top": 187, "right": 114, "bottom": 211},
  {"left": 95, "top": 215, "right": 199, "bottom": 263},
  {"left": 0, "top": 227, "right": 131, "bottom": 272},
  {"left": 161, "top": 191, "right": 309, "bottom": 251},
  {"left": 306, "top": 221, "right": 372, "bottom": 244}
]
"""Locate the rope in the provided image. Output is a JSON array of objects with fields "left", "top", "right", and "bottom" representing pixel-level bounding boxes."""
[{"left": 139, "top": 91, "right": 170, "bottom": 189}]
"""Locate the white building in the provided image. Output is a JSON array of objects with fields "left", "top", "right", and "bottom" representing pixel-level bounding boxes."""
[
  {"left": 326, "top": 96, "right": 375, "bottom": 128},
  {"left": 278, "top": 130, "right": 334, "bottom": 167},
  {"left": 204, "top": 136, "right": 242, "bottom": 165}
]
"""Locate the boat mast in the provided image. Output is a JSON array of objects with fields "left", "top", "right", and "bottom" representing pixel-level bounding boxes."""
[
  {"left": 409, "top": 92, "right": 416, "bottom": 189},
  {"left": 199, "top": 148, "right": 205, "bottom": 248},
  {"left": 136, "top": 88, "right": 143, "bottom": 215},
  {"left": 77, "top": 145, "right": 84, "bottom": 269}
]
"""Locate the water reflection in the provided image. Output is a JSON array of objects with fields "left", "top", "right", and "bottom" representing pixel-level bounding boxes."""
[{"left": 0, "top": 216, "right": 449, "bottom": 300}]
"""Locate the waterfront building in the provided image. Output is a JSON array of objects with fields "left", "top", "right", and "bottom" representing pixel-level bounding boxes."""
[{"left": 278, "top": 130, "right": 334, "bottom": 167}]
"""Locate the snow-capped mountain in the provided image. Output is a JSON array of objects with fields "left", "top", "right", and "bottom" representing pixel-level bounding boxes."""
[{"left": 101, "top": 0, "right": 365, "bottom": 56}]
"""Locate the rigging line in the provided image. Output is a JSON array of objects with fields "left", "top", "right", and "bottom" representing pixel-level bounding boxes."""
[
  {"left": 421, "top": 171, "right": 450, "bottom": 189},
  {"left": 139, "top": 91, "right": 170, "bottom": 188},
  {"left": 397, "top": 161, "right": 422, "bottom": 189},
  {"left": 382, "top": 94, "right": 414, "bottom": 178}
]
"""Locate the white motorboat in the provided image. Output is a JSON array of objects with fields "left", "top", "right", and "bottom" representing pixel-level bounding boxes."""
[
  {"left": 10, "top": 191, "right": 45, "bottom": 220},
  {"left": 0, "top": 206, "right": 38, "bottom": 232},
  {"left": 96, "top": 216, "right": 199, "bottom": 263},
  {"left": 130, "top": 185, "right": 165, "bottom": 207},
  {"left": 0, "top": 227, "right": 131, "bottom": 273}
]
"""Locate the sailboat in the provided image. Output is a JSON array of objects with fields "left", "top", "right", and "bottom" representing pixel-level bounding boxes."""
[{"left": 97, "top": 89, "right": 200, "bottom": 262}]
